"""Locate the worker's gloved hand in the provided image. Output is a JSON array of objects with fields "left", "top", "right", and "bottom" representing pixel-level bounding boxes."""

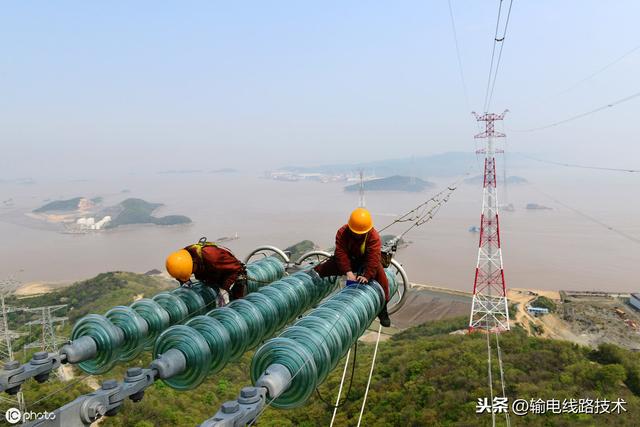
[
  {"left": 346, "top": 271, "right": 357, "bottom": 281},
  {"left": 356, "top": 276, "right": 369, "bottom": 284}
]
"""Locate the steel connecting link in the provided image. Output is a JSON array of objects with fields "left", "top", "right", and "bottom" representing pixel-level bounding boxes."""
[
  {"left": 23, "top": 348, "right": 188, "bottom": 427},
  {"left": 0, "top": 257, "right": 286, "bottom": 395},
  {"left": 199, "top": 364, "right": 291, "bottom": 427}
]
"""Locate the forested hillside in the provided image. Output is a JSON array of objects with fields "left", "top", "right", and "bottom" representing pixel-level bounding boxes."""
[{"left": 5, "top": 275, "right": 640, "bottom": 426}]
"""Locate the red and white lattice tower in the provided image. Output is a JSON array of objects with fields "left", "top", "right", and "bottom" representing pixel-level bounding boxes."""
[{"left": 469, "top": 110, "right": 510, "bottom": 332}]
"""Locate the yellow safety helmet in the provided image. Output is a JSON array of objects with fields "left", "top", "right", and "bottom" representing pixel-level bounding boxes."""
[
  {"left": 165, "top": 249, "right": 193, "bottom": 282},
  {"left": 347, "top": 207, "right": 373, "bottom": 234}
]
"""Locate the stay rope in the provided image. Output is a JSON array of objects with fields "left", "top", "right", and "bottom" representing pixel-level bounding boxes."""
[{"left": 356, "top": 324, "right": 382, "bottom": 427}]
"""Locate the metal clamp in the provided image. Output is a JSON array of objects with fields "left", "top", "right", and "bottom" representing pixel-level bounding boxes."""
[
  {"left": 0, "top": 352, "right": 65, "bottom": 394},
  {"left": 199, "top": 387, "right": 267, "bottom": 427},
  {"left": 24, "top": 368, "right": 158, "bottom": 427},
  {"left": 200, "top": 363, "right": 292, "bottom": 426}
]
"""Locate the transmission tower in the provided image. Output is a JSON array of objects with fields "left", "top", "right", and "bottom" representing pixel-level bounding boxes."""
[
  {"left": 469, "top": 110, "right": 510, "bottom": 332},
  {"left": 358, "top": 170, "right": 366, "bottom": 207},
  {"left": 0, "top": 278, "right": 25, "bottom": 362},
  {"left": 0, "top": 278, "right": 26, "bottom": 415},
  {"left": 24, "top": 305, "right": 68, "bottom": 353}
]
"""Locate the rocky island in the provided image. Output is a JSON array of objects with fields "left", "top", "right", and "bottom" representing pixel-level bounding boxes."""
[{"left": 31, "top": 197, "right": 191, "bottom": 232}]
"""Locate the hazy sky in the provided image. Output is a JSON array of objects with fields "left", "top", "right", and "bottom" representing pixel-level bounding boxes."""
[{"left": 1, "top": 1, "right": 639, "bottom": 179}]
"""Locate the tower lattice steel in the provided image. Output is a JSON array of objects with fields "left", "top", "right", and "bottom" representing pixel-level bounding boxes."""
[{"left": 469, "top": 110, "right": 510, "bottom": 332}]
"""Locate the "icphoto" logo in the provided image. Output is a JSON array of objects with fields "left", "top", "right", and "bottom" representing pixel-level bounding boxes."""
[{"left": 4, "top": 407, "right": 56, "bottom": 424}]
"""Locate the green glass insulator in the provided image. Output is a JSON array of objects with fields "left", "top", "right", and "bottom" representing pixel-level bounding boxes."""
[
  {"left": 246, "top": 257, "right": 286, "bottom": 292},
  {"left": 190, "top": 283, "right": 220, "bottom": 312},
  {"left": 130, "top": 298, "right": 171, "bottom": 351},
  {"left": 385, "top": 268, "right": 398, "bottom": 297},
  {"left": 320, "top": 299, "right": 363, "bottom": 343},
  {"left": 171, "top": 287, "right": 206, "bottom": 316},
  {"left": 334, "top": 290, "right": 376, "bottom": 335},
  {"left": 280, "top": 275, "right": 312, "bottom": 309},
  {"left": 153, "top": 325, "right": 211, "bottom": 390},
  {"left": 105, "top": 306, "right": 148, "bottom": 362},
  {"left": 257, "top": 286, "right": 291, "bottom": 330},
  {"left": 71, "top": 314, "right": 121, "bottom": 374},
  {"left": 307, "top": 306, "right": 353, "bottom": 358},
  {"left": 279, "top": 325, "right": 331, "bottom": 384},
  {"left": 244, "top": 292, "right": 281, "bottom": 338},
  {"left": 184, "top": 316, "right": 231, "bottom": 376},
  {"left": 269, "top": 281, "right": 304, "bottom": 321},
  {"left": 294, "top": 315, "right": 343, "bottom": 371},
  {"left": 250, "top": 337, "right": 317, "bottom": 409},
  {"left": 206, "top": 307, "right": 250, "bottom": 361},
  {"left": 227, "top": 299, "right": 266, "bottom": 349},
  {"left": 152, "top": 292, "right": 190, "bottom": 325}
]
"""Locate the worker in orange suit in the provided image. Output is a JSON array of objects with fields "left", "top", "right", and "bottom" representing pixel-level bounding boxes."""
[
  {"left": 165, "top": 238, "right": 247, "bottom": 301},
  {"left": 315, "top": 208, "right": 391, "bottom": 327}
]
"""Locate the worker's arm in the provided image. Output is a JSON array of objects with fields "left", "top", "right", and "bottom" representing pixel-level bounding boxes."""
[
  {"left": 362, "top": 230, "right": 382, "bottom": 281},
  {"left": 334, "top": 226, "right": 353, "bottom": 277}
]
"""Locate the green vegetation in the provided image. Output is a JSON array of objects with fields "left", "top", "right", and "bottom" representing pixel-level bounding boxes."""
[
  {"left": 6, "top": 277, "right": 640, "bottom": 426},
  {"left": 344, "top": 175, "right": 434, "bottom": 193},
  {"left": 10, "top": 311, "right": 640, "bottom": 426},
  {"left": 1, "top": 272, "right": 175, "bottom": 418},
  {"left": 107, "top": 198, "right": 192, "bottom": 228},
  {"left": 33, "top": 197, "right": 83, "bottom": 213},
  {"left": 532, "top": 295, "right": 558, "bottom": 313},
  {"left": 9, "top": 272, "right": 173, "bottom": 323}
]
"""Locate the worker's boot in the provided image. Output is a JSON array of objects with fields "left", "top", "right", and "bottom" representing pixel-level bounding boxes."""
[{"left": 378, "top": 302, "right": 391, "bottom": 327}]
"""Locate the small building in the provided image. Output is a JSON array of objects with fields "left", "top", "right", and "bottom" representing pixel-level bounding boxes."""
[
  {"left": 526, "top": 305, "right": 549, "bottom": 315},
  {"left": 630, "top": 294, "right": 640, "bottom": 311}
]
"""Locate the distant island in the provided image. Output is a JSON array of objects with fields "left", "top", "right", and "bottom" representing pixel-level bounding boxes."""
[
  {"left": 158, "top": 169, "right": 203, "bottom": 175},
  {"left": 344, "top": 175, "right": 434, "bottom": 192},
  {"left": 103, "top": 198, "right": 192, "bottom": 228},
  {"left": 33, "top": 197, "right": 87, "bottom": 213},
  {"left": 0, "top": 177, "right": 35, "bottom": 185},
  {"left": 157, "top": 168, "right": 237, "bottom": 175},
  {"left": 31, "top": 197, "right": 191, "bottom": 232},
  {"left": 210, "top": 168, "right": 237, "bottom": 174},
  {"left": 282, "top": 152, "right": 479, "bottom": 178},
  {"left": 526, "top": 203, "right": 552, "bottom": 210}
]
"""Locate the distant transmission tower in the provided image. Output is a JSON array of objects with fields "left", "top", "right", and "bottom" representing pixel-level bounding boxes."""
[
  {"left": 0, "top": 278, "right": 25, "bottom": 362},
  {"left": 469, "top": 111, "right": 510, "bottom": 332},
  {"left": 358, "top": 170, "right": 366, "bottom": 207},
  {"left": 24, "top": 305, "right": 68, "bottom": 353},
  {"left": 0, "top": 278, "right": 26, "bottom": 415}
]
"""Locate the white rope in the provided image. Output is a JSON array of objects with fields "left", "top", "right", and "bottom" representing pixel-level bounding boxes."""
[
  {"left": 495, "top": 332, "right": 511, "bottom": 427},
  {"left": 356, "top": 324, "right": 382, "bottom": 427},
  {"left": 329, "top": 348, "right": 352, "bottom": 427},
  {"left": 486, "top": 321, "right": 496, "bottom": 427}
]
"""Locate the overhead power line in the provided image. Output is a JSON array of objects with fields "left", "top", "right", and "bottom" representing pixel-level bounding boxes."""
[
  {"left": 515, "top": 90, "right": 640, "bottom": 132},
  {"left": 518, "top": 153, "right": 640, "bottom": 173},
  {"left": 482, "top": 0, "right": 505, "bottom": 112},
  {"left": 483, "top": 0, "right": 515, "bottom": 112},
  {"left": 531, "top": 184, "right": 640, "bottom": 245},
  {"left": 552, "top": 44, "right": 640, "bottom": 98},
  {"left": 486, "top": 0, "right": 514, "bottom": 111},
  {"left": 448, "top": 0, "right": 470, "bottom": 109}
]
